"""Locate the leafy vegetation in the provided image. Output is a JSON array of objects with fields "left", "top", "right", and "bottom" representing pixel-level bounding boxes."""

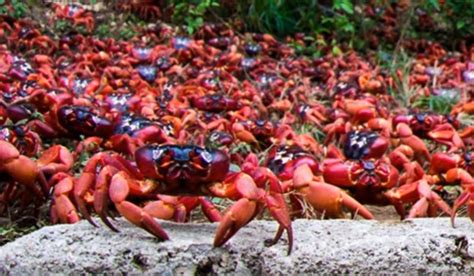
[
  {"left": 2, "top": 0, "right": 472, "bottom": 52},
  {"left": 413, "top": 94, "right": 459, "bottom": 114},
  {"left": 0, "top": 0, "right": 28, "bottom": 18},
  {"left": 159, "top": 0, "right": 474, "bottom": 51},
  {"left": 0, "top": 220, "right": 47, "bottom": 246},
  {"left": 172, "top": 0, "right": 220, "bottom": 34}
]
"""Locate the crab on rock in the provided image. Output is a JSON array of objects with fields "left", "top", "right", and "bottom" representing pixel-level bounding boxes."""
[{"left": 55, "top": 144, "right": 294, "bottom": 253}]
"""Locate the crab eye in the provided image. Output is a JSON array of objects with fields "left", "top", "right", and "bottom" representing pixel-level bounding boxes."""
[
  {"left": 362, "top": 161, "right": 375, "bottom": 171},
  {"left": 152, "top": 147, "right": 164, "bottom": 161},
  {"left": 200, "top": 150, "right": 213, "bottom": 165}
]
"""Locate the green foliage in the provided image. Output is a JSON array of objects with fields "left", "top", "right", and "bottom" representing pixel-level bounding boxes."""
[
  {"left": 117, "top": 25, "right": 138, "bottom": 40},
  {"left": 0, "top": 0, "right": 28, "bottom": 18},
  {"left": 54, "top": 19, "right": 72, "bottom": 33},
  {"left": 91, "top": 13, "right": 142, "bottom": 40},
  {"left": 241, "top": 0, "right": 355, "bottom": 39},
  {"left": 412, "top": 94, "right": 458, "bottom": 114},
  {"left": 245, "top": 0, "right": 299, "bottom": 38},
  {"left": 0, "top": 218, "right": 49, "bottom": 245},
  {"left": 400, "top": 0, "right": 474, "bottom": 49},
  {"left": 95, "top": 23, "right": 111, "bottom": 38},
  {"left": 159, "top": 0, "right": 472, "bottom": 50},
  {"left": 442, "top": 1, "right": 474, "bottom": 40},
  {"left": 172, "top": 0, "right": 220, "bottom": 34}
]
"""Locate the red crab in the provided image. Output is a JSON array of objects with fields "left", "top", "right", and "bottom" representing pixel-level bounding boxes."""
[
  {"left": 53, "top": 145, "right": 294, "bottom": 253},
  {"left": 52, "top": 4, "right": 95, "bottom": 32},
  {"left": 323, "top": 144, "right": 451, "bottom": 219},
  {"left": 265, "top": 145, "right": 374, "bottom": 219},
  {"left": 0, "top": 141, "right": 74, "bottom": 217}
]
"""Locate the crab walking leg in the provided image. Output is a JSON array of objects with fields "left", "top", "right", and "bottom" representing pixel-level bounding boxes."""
[
  {"left": 385, "top": 179, "right": 452, "bottom": 219},
  {"left": 407, "top": 180, "right": 452, "bottom": 218},
  {"left": 74, "top": 153, "right": 111, "bottom": 227},
  {"left": 93, "top": 165, "right": 120, "bottom": 231},
  {"left": 109, "top": 172, "right": 169, "bottom": 240},
  {"left": 260, "top": 171, "right": 293, "bottom": 254},
  {"left": 264, "top": 191, "right": 293, "bottom": 255},
  {"left": 292, "top": 164, "right": 374, "bottom": 219},
  {"left": 451, "top": 185, "right": 474, "bottom": 227}
]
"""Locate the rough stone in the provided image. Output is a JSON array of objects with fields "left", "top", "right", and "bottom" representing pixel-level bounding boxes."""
[{"left": 1, "top": 218, "right": 474, "bottom": 274}]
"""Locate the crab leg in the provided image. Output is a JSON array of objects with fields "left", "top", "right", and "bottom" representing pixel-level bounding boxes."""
[
  {"left": 93, "top": 165, "right": 120, "bottom": 231},
  {"left": 264, "top": 191, "right": 293, "bottom": 254},
  {"left": 451, "top": 189, "right": 474, "bottom": 227},
  {"left": 385, "top": 179, "right": 452, "bottom": 219}
]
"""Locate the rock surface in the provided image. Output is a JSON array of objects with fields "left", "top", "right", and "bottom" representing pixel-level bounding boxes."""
[{"left": 1, "top": 218, "right": 474, "bottom": 274}]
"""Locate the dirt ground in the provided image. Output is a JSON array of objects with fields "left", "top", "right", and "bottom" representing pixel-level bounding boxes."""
[{"left": 367, "top": 205, "right": 401, "bottom": 221}]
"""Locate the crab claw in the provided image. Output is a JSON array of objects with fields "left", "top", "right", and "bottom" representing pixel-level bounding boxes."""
[
  {"left": 176, "top": 196, "right": 222, "bottom": 222},
  {"left": 213, "top": 173, "right": 293, "bottom": 254},
  {"left": 459, "top": 126, "right": 474, "bottom": 139},
  {"left": 50, "top": 173, "right": 80, "bottom": 224},
  {"left": 38, "top": 145, "right": 74, "bottom": 175},
  {"left": 429, "top": 152, "right": 458, "bottom": 174},
  {"left": 389, "top": 145, "right": 414, "bottom": 170},
  {"left": 428, "top": 124, "right": 465, "bottom": 152},
  {"left": 143, "top": 195, "right": 188, "bottom": 222},
  {"left": 0, "top": 140, "right": 48, "bottom": 199},
  {"left": 110, "top": 172, "right": 169, "bottom": 240},
  {"left": 294, "top": 164, "right": 374, "bottom": 219},
  {"left": 395, "top": 123, "right": 431, "bottom": 163},
  {"left": 214, "top": 197, "right": 258, "bottom": 247},
  {"left": 232, "top": 122, "right": 258, "bottom": 145}
]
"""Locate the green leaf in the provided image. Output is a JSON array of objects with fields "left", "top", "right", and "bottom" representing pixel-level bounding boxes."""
[
  {"left": 175, "top": 3, "right": 186, "bottom": 9},
  {"left": 332, "top": 45, "right": 342, "bottom": 56},
  {"left": 343, "top": 23, "right": 354, "bottom": 33},
  {"left": 427, "top": 0, "right": 440, "bottom": 10},
  {"left": 187, "top": 25, "right": 194, "bottom": 35},
  {"left": 0, "top": 0, "right": 5, "bottom": 5},
  {"left": 340, "top": 0, "right": 353, "bottom": 14},
  {"left": 456, "top": 20, "right": 466, "bottom": 30},
  {"left": 195, "top": 17, "right": 204, "bottom": 26}
]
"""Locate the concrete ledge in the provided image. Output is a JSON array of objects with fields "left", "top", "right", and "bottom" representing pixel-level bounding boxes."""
[{"left": 1, "top": 218, "right": 474, "bottom": 274}]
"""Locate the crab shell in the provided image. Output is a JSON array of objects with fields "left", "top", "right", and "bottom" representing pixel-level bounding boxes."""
[
  {"left": 135, "top": 145, "right": 230, "bottom": 194},
  {"left": 57, "top": 106, "right": 115, "bottom": 138}
]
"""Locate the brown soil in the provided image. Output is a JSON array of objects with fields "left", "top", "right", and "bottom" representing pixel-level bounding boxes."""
[{"left": 366, "top": 205, "right": 401, "bottom": 221}]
